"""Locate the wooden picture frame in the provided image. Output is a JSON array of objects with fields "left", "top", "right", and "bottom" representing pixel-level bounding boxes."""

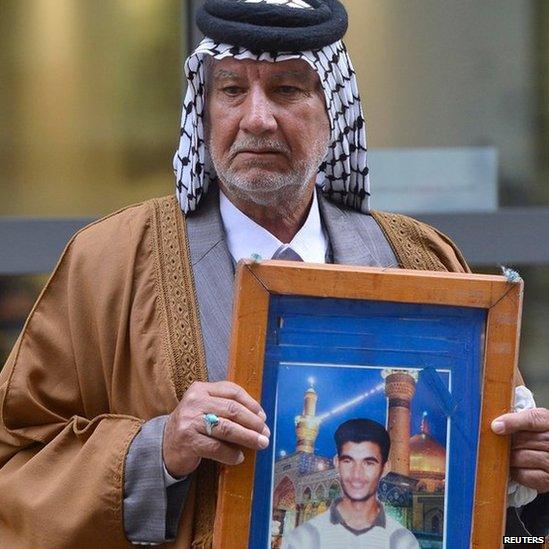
[{"left": 213, "top": 261, "right": 523, "bottom": 549}]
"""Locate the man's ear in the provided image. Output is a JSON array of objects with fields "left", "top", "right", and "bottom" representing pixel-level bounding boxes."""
[
  {"left": 381, "top": 459, "right": 391, "bottom": 478},
  {"left": 333, "top": 454, "right": 339, "bottom": 468}
]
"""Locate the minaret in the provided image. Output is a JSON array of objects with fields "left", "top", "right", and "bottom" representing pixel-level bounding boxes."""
[
  {"left": 294, "top": 382, "right": 321, "bottom": 453},
  {"left": 382, "top": 369, "right": 417, "bottom": 476}
]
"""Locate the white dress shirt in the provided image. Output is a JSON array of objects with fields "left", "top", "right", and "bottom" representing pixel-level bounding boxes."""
[{"left": 219, "top": 189, "right": 328, "bottom": 263}]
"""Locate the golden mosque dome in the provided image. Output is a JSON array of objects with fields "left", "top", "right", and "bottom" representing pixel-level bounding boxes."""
[{"left": 409, "top": 413, "right": 446, "bottom": 476}]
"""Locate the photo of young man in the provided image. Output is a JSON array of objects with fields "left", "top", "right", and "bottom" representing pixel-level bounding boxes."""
[{"left": 282, "top": 418, "right": 419, "bottom": 549}]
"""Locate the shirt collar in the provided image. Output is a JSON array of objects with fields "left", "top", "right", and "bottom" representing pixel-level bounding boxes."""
[
  {"left": 329, "top": 498, "right": 386, "bottom": 536},
  {"left": 219, "top": 188, "right": 327, "bottom": 263}
]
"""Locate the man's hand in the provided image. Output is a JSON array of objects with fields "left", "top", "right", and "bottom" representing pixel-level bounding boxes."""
[
  {"left": 491, "top": 407, "right": 549, "bottom": 493},
  {"left": 163, "top": 381, "right": 270, "bottom": 478}
]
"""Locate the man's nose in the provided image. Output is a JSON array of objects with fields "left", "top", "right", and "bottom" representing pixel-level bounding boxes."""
[
  {"left": 239, "top": 88, "right": 277, "bottom": 135},
  {"left": 350, "top": 465, "right": 364, "bottom": 479}
]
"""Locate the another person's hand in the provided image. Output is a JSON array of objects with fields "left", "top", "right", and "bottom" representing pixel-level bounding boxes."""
[
  {"left": 163, "top": 381, "right": 270, "bottom": 478},
  {"left": 491, "top": 407, "right": 549, "bottom": 493}
]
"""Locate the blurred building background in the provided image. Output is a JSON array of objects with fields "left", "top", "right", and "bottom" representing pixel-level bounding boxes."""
[{"left": 0, "top": 0, "right": 548, "bottom": 405}]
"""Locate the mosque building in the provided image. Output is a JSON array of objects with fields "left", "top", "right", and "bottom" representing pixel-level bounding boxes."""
[{"left": 271, "top": 370, "right": 446, "bottom": 548}]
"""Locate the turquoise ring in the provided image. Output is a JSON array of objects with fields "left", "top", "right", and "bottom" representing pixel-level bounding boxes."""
[{"left": 203, "top": 413, "right": 220, "bottom": 436}]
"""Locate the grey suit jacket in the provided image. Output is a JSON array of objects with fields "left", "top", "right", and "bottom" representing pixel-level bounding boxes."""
[{"left": 123, "top": 187, "right": 397, "bottom": 544}]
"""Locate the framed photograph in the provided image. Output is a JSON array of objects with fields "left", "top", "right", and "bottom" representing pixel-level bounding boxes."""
[{"left": 213, "top": 261, "right": 522, "bottom": 549}]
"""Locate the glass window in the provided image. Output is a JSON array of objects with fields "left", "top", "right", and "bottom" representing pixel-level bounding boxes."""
[{"left": 0, "top": 1, "right": 186, "bottom": 217}]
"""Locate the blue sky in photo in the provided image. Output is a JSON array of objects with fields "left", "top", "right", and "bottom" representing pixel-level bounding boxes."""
[{"left": 274, "top": 363, "right": 450, "bottom": 460}]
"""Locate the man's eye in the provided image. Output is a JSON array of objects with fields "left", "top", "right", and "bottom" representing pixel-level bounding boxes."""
[
  {"left": 222, "top": 86, "right": 243, "bottom": 96},
  {"left": 278, "top": 85, "right": 300, "bottom": 95}
]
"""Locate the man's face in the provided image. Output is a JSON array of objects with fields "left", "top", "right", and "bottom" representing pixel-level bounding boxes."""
[
  {"left": 334, "top": 441, "right": 388, "bottom": 502},
  {"left": 205, "top": 57, "right": 330, "bottom": 207}
]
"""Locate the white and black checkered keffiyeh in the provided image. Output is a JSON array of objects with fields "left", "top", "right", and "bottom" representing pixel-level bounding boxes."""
[{"left": 173, "top": 0, "right": 370, "bottom": 214}]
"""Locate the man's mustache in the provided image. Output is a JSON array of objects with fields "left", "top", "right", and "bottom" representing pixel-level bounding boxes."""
[{"left": 229, "top": 138, "right": 290, "bottom": 160}]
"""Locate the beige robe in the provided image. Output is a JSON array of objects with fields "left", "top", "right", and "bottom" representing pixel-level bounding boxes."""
[{"left": 0, "top": 195, "right": 488, "bottom": 548}]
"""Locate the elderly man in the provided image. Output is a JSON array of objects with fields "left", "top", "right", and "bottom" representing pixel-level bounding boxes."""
[{"left": 0, "top": 1, "right": 547, "bottom": 547}]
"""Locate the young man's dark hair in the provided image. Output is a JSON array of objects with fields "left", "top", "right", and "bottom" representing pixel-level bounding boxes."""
[{"left": 334, "top": 418, "right": 391, "bottom": 463}]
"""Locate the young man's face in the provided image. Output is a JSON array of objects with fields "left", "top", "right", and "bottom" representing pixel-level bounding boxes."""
[{"left": 334, "top": 441, "right": 388, "bottom": 502}]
